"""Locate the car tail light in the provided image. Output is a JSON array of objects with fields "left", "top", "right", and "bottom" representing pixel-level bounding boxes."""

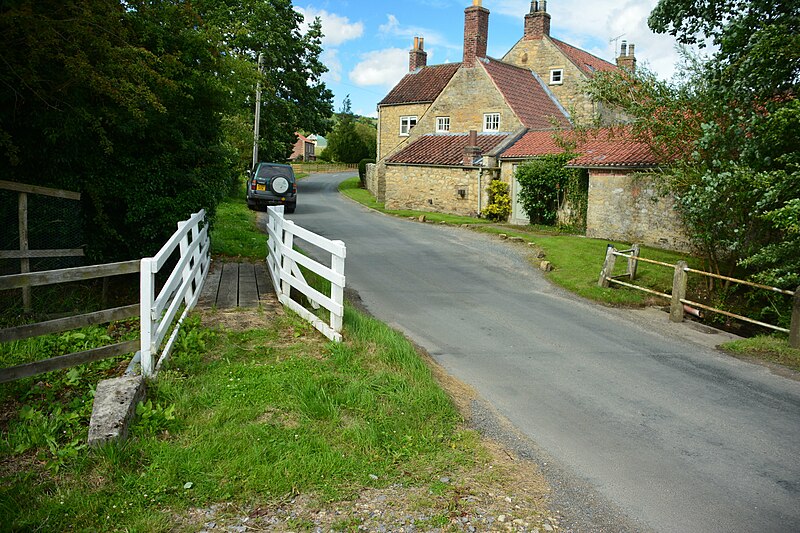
[{"left": 250, "top": 181, "right": 256, "bottom": 190}]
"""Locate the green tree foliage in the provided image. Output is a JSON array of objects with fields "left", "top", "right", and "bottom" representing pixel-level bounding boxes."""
[
  {"left": 588, "top": 1, "right": 799, "bottom": 293},
  {"left": 325, "top": 97, "right": 371, "bottom": 164},
  {"left": 0, "top": 0, "right": 333, "bottom": 261},
  {"left": 358, "top": 158, "right": 375, "bottom": 186},
  {"left": 354, "top": 120, "right": 378, "bottom": 159},
  {"left": 514, "top": 154, "right": 582, "bottom": 226}
]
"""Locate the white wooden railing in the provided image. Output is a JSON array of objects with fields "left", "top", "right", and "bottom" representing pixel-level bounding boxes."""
[
  {"left": 265, "top": 206, "right": 346, "bottom": 342},
  {"left": 140, "top": 210, "right": 210, "bottom": 376}
]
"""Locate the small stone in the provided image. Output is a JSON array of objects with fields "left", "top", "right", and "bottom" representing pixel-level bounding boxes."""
[
  {"left": 499, "top": 234, "right": 508, "bottom": 240},
  {"left": 439, "top": 220, "right": 447, "bottom": 224},
  {"left": 543, "top": 525, "right": 554, "bottom": 532},
  {"left": 439, "top": 477, "right": 450, "bottom": 484},
  {"left": 369, "top": 474, "right": 379, "bottom": 480},
  {"left": 540, "top": 261, "right": 553, "bottom": 272},
  {"left": 537, "top": 251, "right": 546, "bottom": 259},
  {"left": 527, "top": 242, "right": 536, "bottom": 247},
  {"left": 504, "top": 496, "right": 512, "bottom": 503},
  {"left": 461, "top": 224, "right": 469, "bottom": 228},
  {"left": 498, "top": 515, "right": 506, "bottom": 523},
  {"left": 513, "top": 519, "right": 525, "bottom": 525},
  {"left": 418, "top": 215, "right": 426, "bottom": 222},
  {"left": 510, "top": 237, "right": 524, "bottom": 243}
]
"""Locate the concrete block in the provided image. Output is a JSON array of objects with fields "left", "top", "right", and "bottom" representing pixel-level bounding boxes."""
[{"left": 88, "top": 375, "right": 146, "bottom": 446}]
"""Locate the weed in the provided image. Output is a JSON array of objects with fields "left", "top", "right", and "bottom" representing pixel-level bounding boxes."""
[{"left": 133, "top": 400, "right": 177, "bottom": 435}]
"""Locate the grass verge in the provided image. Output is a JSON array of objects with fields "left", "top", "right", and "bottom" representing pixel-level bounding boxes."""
[
  {"left": 721, "top": 336, "right": 800, "bottom": 372},
  {"left": 0, "top": 306, "right": 552, "bottom": 530},
  {"left": 209, "top": 178, "right": 266, "bottom": 260}
]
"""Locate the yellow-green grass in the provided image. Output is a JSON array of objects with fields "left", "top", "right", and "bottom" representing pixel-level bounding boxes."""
[
  {"left": 210, "top": 178, "right": 267, "bottom": 260},
  {"left": 721, "top": 336, "right": 800, "bottom": 372}
]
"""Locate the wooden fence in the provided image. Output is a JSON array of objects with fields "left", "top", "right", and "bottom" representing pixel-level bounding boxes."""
[
  {"left": 598, "top": 244, "right": 800, "bottom": 347},
  {"left": 0, "top": 180, "right": 84, "bottom": 312},
  {"left": 0, "top": 210, "right": 210, "bottom": 382},
  {"left": 290, "top": 162, "right": 357, "bottom": 175},
  {"left": 265, "top": 206, "right": 345, "bottom": 342}
]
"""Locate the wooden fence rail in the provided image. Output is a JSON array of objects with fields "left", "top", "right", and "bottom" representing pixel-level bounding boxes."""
[
  {"left": 265, "top": 205, "right": 345, "bottom": 342},
  {"left": 598, "top": 245, "right": 800, "bottom": 347},
  {"left": 0, "top": 210, "right": 210, "bottom": 383}
]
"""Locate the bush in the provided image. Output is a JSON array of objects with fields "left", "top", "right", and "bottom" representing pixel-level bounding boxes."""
[
  {"left": 483, "top": 180, "right": 511, "bottom": 222},
  {"left": 515, "top": 154, "right": 582, "bottom": 226},
  {"left": 358, "top": 158, "right": 375, "bottom": 186}
]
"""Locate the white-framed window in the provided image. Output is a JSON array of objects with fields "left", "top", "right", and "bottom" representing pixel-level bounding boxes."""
[
  {"left": 400, "top": 116, "right": 417, "bottom": 136},
  {"left": 436, "top": 116, "right": 450, "bottom": 132},
  {"left": 549, "top": 68, "right": 564, "bottom": 85},
  {"left": 483, "top": 113, "right": 500, "bottom": 132}
]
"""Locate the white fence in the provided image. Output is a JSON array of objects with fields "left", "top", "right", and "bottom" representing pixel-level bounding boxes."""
[
  {"left": 265, "top": 206, "right": 346, "bottom": 342},
  {"left": 140, "top": 210, "right": 210, "bottom": 376}
]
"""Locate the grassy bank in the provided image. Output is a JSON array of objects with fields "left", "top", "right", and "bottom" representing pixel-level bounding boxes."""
[{"left": 340, "top": 178, "right": 800, "bottom": 369}]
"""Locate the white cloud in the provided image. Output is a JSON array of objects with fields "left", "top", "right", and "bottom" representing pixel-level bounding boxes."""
[
  {"left": 321, "top": 49, "right": 342, "bottom": 83},
  {"left": 349, "top": 48, "right": 409, "bottom": 88},
  {"left": 295, "top": 6, "right": 364, "bottom": 47},
  {"left": 379, "top": 14, "right": 460, "bottom": 52}
]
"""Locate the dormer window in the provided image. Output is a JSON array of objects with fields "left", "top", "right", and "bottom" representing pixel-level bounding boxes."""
[
  {"left": 549, "top": 69, "right": 563, "bottom": 85},
  {"left": 400, "top": 116, "right": 417, "bottom": 136},
  {"left": 483, "top": 113, "right": 500, "bottom": 132}
]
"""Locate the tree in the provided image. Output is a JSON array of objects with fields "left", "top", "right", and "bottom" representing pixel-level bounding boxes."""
[
  {"left": 325, "top": 97, "right": 370, "bottom": 164},
  {"left": 587, "top": 0, "right": 799, "bottom": 298},
  {"left": 0, "top": 0, "right": 333, "bottom": 261}
]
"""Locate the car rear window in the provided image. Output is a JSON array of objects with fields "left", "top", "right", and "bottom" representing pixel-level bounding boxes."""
[{"left": 257, "top": 166, "right": 293, "bottom": 179}]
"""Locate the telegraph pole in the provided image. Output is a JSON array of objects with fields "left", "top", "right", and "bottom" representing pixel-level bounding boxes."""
[{"left": 252, "top": 52, "right": 265, "bottom": 170}]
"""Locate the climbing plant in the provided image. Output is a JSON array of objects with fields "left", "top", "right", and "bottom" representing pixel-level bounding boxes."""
[{"left": 515, "top": 154, "right": 586, "bottom": 228}]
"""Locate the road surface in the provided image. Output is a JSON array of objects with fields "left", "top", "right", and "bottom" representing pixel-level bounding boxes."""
[{"left": 280, "top": 172, "right": 800, "bottom": 533}]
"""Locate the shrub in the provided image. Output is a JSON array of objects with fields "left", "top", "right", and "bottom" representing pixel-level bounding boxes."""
[
  {"left": 483, "top": 180, "right": 511, "bottom": 222},
  {"left": 515, "top": 154, "right": 585, "bottom": 227}
]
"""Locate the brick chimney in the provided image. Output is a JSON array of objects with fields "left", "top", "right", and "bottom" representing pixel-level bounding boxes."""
[
  {"left": 524, "top": 0, "right": 550, "bottom": 40},
  {"left": 463, "top": 130, "right": 481, "bottom": 166},
  {"left": 616, "top": 40, "right": 637, "bottom": 73},
  {"left": 409, "top": 36, "right": 427, "bottom": 72},
  {"left": 463, "top": 0, "right": 489, "bottom": 68}
]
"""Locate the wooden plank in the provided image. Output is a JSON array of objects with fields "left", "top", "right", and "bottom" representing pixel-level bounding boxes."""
[
  {"left": 0, "top": 249, "right": 85, "bottom": 259},
  {"left": 215, "top": 263, "right": 239, "bottom": 309},
  {"left": 196, "top": 260, "right": 222, "bottom": 309},
  {"left": 0, "top": 180, "right": 81, "bottom": 200},
  {"left": 0, "top": 260, "right": 140, "bottom": 291},
  {"left": 0, "top": 340, "right": 138, "bottom": 384},
  {"left": 254, "top": 262, "right": 274, "bottom": 300},
  {"left": 0, "top": 305, "right": 139, "bottom": 343},
  {"left": 238, "top": 263, "right": 260, "bottom": 308}
]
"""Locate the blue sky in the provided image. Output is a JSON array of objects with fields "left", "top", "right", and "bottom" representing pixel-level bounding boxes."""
[{"left": 294, "top": 0, "right": 697, "bottom": 119}]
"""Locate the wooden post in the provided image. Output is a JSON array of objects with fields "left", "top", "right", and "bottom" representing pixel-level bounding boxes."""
[
  {"left": 18, "top": 192, "right": 32, "bottom": 312},
  {"left": 790, "top": 286, "right": 800, "bottom": 349},
  {"left": 140, "top": 257, "right": 155, "bottom": 377},
  {"left": 281, "top": 218, "right": 294, "bottom": 300},
  {"left": 628, "top": 243, "right": 640, "bottom": 281},
  {"left": 330, "top": 241, "right": 346, "bottom": 334},
  {"left": 598, "top": 244, "right": 616, "bottom": 288},
  {"left": 670, "top": 260, "right": 688, "bottom": 323}
]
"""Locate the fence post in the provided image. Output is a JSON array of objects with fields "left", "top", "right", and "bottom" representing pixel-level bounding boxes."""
[
  {"left": 330, "top": 241, "right": 346, "bottom": 333},
  {"left": 790, "top": 286, "right": 800, "bottom": 349},
  {"left": 177, "top": 221, "right": 193, "bottom": 306},
  {"left": 670, "top": 260, "right": 688, "bottom": 323},
  {"left": 18, "top": 192, "right": 32, "bottom": 312},
  {"left": 628, "top": 243, "right": 640, "bottom": 281},
  {"left": 140, "top": 257, "right": 155, "bottom": 377},
  {"left": 281, "top": 219, "right": 294, "bottom": 299},
  {"left": 598, "top": 245, "right": 616, "bottom": 287}
]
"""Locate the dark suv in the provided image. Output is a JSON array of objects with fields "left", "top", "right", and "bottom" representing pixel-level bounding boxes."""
[{"left": 246, "top": 162, "right": 297, "bottom": 213}]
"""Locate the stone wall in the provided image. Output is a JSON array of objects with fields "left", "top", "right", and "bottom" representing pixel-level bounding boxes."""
[
  {"left": 384, "top": 163, "right": 491, "bottom": 217},
  {"left": 586, "top": 169, "right": 691, "bottom": 251},
  {"left": 365, "top": 163, "right": 385, "bottom": 203},
  {"left": 378, "top": 103, "right": 431, "bottom": 161}
]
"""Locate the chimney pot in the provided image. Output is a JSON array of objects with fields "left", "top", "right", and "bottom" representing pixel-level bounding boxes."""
[
  {"left": 409, "top": 36, "right": 428, "bottom": 71},
  {"left": 524, "top": 0, "right": 550, "bottom": 40},
  {"left": 616, "top": 41, "right": 637, "bottom": 73}
]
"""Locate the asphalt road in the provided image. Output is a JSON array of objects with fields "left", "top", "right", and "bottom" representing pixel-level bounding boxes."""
[{"left": 283, "top": 172, "right": 800, "bottom": 533}]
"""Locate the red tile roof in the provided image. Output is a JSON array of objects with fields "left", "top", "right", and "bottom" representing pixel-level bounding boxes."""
[
  {"left": 497, "top": 129, "right": 566, "bottom": 158},
  {"left": 387, "top": 133, "right": 509, "bottom": 166},
  {"left": 481, "top": 58, "right": 571, "bottom": 129},
  {"left": 567, "top": 139, "right": 659, "bottom": 168},
  {"left": 550, "top": 38, "right": 618, "bottom": 77},
  {"left": 500, "top": 128, "right": 660, "bottom": 167},
  {"left": 378, "top": 63, "right": 461, "bottom": 106}
]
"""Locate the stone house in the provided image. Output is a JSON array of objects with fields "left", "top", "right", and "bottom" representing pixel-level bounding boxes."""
[{"left": 368, "top": 0, "right": 688, "bottom": 250}]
